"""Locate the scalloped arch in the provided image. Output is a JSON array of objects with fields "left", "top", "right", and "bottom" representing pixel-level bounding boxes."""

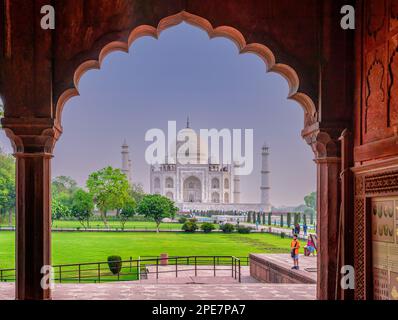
[{"left": 55, "top": 11, "right": 317, "bottom": 129}]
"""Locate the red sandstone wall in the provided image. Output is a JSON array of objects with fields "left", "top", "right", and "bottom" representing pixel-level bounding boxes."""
[
  {"left": 353, "top": 0, "right": 398, "bottom": 300},
  {"left": 354, "top": 0, "right": 398, "bottom": 163}
]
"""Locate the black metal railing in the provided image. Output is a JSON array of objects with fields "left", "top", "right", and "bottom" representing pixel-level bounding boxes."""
[{"left": 0, "top": 255, "right": 245, "bottom": 284}]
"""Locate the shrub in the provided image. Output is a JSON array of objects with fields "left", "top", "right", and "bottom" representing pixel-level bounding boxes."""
[
  {"left": 182, "top": 220, "right": 198, "bottom": 232},
  {"left": 281, "top": 232, "right": 286, "bottom": 239},
  {"left": 220, "top": 223, "right": 235, "bottom": 233},
  {"left": 107, "top": 255, "right": 122, "bottom": 275},
  {"left": 201, "top": 222, "right": 215, "bottom": 233},
  {"left": 178, "top": 216, "right": 187, "bottom": 224},
  {"left": 237, "top": 226, "right": 252, "bottom": 234}
]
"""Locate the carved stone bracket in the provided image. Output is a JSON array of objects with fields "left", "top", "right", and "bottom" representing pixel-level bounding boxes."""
[
  {"left": 0, "top": 117, "right": 62, "bottom": 154},
  {"left": 302, "top": 122, "right": 343, "bottom": 159}
]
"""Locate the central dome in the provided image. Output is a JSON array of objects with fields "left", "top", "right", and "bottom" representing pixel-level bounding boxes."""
[{"left": 169, "top": 127, "right": 209, "bottom": 164}]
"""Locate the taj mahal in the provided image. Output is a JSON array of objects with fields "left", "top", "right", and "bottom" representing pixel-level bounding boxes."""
[{"left": 121, "top": 121, "right": 271, "bottom": 213}]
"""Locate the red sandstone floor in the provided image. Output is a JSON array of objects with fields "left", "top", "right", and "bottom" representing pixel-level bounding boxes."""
[{"left": 0, "top": 282, "right": 316, "bottom": 300}]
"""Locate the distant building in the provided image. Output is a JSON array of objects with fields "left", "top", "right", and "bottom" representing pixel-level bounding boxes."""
[{"left": 135, "top": 119, "right": 272, "bottom": 213}]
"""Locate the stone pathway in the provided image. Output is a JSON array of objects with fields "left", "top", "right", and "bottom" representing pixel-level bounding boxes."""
[{"left": 0, "top": 282, "right": 316, "bottom": 300}]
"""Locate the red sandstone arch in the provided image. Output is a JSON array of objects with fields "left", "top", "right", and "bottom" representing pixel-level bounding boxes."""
[{"left": 55, "top": 11, "right": 317, "bottom": 131}]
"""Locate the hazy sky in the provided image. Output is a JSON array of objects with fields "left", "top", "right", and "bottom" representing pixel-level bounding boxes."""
[{"left": 0, "top": 23, "right": 315, "bottom": 206}]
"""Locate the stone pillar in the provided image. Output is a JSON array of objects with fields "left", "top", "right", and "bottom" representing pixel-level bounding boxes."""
[
  {"left": 15, "top": 152, "right": 52, "bottom": 300},
  {"left": 2, "top": 120, "right": 60, "bottom": 300},
  {"left": 304, "top": 128, "right": 342, "bottom": 300},
  {"left": 315, "top": 156, "right": 341, "bottom": 300}
]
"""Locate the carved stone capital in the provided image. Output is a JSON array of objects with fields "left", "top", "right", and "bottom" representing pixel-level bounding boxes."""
[
  {"left": 302, "top": 123, "right": 344, "bottom": 159},
  {"left": 1, "top": 117, "right": 62, "bottom": 154}
]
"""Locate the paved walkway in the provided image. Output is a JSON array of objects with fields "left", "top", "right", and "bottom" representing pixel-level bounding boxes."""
[{"left": 0, "top": 282, "right": 316, "bottom": 300}]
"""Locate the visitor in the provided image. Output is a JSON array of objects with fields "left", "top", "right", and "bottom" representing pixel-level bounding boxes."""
[
  {"left": 305, "top": 237, "right": 316, "bottom": 256},
  {"left": 296, "top": 223, "right": 301, "bottom": 235},
  {"left": 291, "top": 234, "right": 300, "bottom": 270},
  {"left": 303, "top": 223, "right": 308, "bottom": 236}
]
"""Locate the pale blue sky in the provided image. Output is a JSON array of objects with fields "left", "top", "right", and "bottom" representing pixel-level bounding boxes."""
[{"left": 0, "top": 23, "right": 315, "bottom": 206}]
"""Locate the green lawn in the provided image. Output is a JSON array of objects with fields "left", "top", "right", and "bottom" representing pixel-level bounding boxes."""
[
  {"left": 0, "top": 231, "right": 295, "bottom": 270},
  {"left": 51, "top": 220, "right": 184, "bottom": 230}
]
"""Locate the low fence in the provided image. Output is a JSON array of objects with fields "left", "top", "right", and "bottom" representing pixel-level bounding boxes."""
[{"left": 0, "top": 255, "right": 247, "bottom": 284}]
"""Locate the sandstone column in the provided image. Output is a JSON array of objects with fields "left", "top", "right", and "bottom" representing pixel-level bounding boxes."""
[
  {"left": 304, "top": 128, "right": 342, "bottom": 300},
  {"left": 2, "top": 119, "right": 60, "bottom": 300}
]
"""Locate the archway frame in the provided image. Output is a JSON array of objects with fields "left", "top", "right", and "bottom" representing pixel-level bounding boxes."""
[
  {"left": 0, "top": 4, "right": 353, "bottom": 301},
  {"left": 55, "top": 11, "right": 317, "bottom": 131}
]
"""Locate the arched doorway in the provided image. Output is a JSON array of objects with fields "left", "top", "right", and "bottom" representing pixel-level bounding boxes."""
[
  {"left": 165, "top": 177, "right": 174, "bottom": 188},
  {"left": 183, "top": 176, "right": 202, "bottom": 202}
]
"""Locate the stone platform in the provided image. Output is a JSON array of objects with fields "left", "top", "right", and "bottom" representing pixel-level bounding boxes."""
[
  {"left": 250, "top": 254, "right": 317, "bottom": 284},
  {"left": 143, "top": 265, "right": 257, "bottom": 283}
]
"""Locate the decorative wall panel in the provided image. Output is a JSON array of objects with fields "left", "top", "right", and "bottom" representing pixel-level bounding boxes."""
[{"left": 371, "top": 197, "right": 398, "bottom": 300}]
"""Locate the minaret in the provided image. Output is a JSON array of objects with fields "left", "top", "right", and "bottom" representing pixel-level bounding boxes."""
[
  {"left": 121, "top": 140, "right": 132, "bottom": 184},
  {"left": 260, "top": 143, "right": 270, "bottom": 207},
  {"left": 128, "top": 158, "right": 133, "bottom": 184},
  {"left": 233, "top": 162, "right": 241, "bottom": 203}
]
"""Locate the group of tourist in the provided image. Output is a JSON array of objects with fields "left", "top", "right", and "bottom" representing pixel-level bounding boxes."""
[{"left": 291, "top": 223, "right": 309, "bottom": 236}]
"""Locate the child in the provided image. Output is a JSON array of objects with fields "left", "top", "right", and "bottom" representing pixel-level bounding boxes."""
[
  {"left": 306, "top": 238, "right": 316, "bottom": 256},
  {"left": 291, "top": 234, "right": 300, "bottom": 270}
]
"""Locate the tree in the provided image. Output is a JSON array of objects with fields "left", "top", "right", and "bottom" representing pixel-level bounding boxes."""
[
  {"left": 71, "top": 189, "right": 94, "bottom": 229},
  {"left": 0, "top": 151, "right": 15, "bottom": 225},
  {"left": 304, "top": 207, "right": 315, "bottom": 225},
  {"left": 287, "top": 212, "right": 292, "bottom": 228},
  {"left": 304, "top": 192, "right": 317, "bottom": 211},
  {"left": 267, "top": 212, "right": 271, "bottom": 226},
  {"left": 280, "top": 214, "right": 284, "bottom": 228},
  {"left": 51, "top": 198, "right": 71, "bottom": 222},
  {"left": 136, "top": 194, "right": 178, "bottom": 232},
  {"left": 119, "top": 196, "right": 136, "bottom": 229},
  {"left": 52, "top": 176, "right": 78, "bottom": 195},
  {"left": 293, "top": 212, "right": 299, "bottom": 226},
  {"left": 52, "top": 176, "right": 78, "bottom": 209},
  {"left": 87, "top": 166, "right": 130, "bottom": 227},
  {"left": 130, "top": 183, "right": 145, "bottom": 205}
]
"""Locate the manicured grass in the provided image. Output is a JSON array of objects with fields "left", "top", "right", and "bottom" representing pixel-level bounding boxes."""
[
  {"left": 0, "top": 231, "right": 296, "bottom": 270},
  {"left": 51, "top": 220, "right": 184, "bottom": 230}
]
